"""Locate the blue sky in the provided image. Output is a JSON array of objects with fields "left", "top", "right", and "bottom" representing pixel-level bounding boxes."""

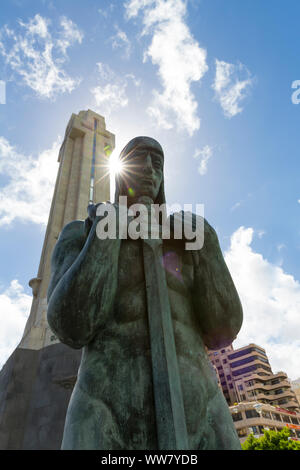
[{"left": 0, "top": 0, "right": 300, "bottom": 380}]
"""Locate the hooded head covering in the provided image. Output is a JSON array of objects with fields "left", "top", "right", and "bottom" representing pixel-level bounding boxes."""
[
  {"left": 114, "top": 136, "right": 166, "bottom": 205},
  {"left": 86, "top": 136, "right": 166, "bottom": 228}
]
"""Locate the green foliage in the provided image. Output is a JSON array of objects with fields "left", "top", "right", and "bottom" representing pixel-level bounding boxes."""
[{"left": 242, "top": 427, "right": 300, "bottom": 450}]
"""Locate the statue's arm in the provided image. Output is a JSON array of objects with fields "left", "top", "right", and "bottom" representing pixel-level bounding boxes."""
[
  {"left": 191, "top": 219, "right": 243, "bottom": 350},
  {"left": 47, "top": 217, "right": 115, "bottom": 348}
]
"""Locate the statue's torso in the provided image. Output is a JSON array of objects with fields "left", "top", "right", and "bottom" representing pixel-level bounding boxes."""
[{"left": 72, "top": 239, "right": 234, "bottom": 449}]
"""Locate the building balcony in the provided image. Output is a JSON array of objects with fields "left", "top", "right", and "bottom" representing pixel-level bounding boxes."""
[
  {"left": 234, "top": 416, "right": 284, "bottom": 431},
  {"left": 246, "top": 380, "right": 291, "bottom": 392},
  {"left": 230, "top": 355, "right": 271, "bottom": 370},
  {"left": 230, "top": 401, "right": 300, "bottom": 443},
  {"left": 251, "top": 390, "right": 295, "bottom": 402},
  {"left": 231, "top": 361, "right": 272, "bottom": 378},
  {"left": 281, "top": 401, "right": 300, "bottom": 412},
  {"left": 236, "top": 371, "right": 288, "bottom": 388}
]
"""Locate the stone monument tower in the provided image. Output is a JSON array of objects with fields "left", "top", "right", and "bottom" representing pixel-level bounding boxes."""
[{"left": 0, "top": 110, "right": 115, "bottom": 449}]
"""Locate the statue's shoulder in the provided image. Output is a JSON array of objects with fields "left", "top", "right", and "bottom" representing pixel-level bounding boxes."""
[
  {"left": 169, "top": 211, "right": 218, "bottom": 242},
  {"left": 202, "top": 216, "right": 218, "bottom": 241},
  {"left": 50, "top": 220, "right": 86, "bottom": 273},
  {"left": 87, "top": 201, "right": 117, "bottom": 217},
  {"left": 48, "top": 220, "right": 86, "bottom": 302},
  {"left": 57, "top": 220, "right": 86, "bottom": 244}
]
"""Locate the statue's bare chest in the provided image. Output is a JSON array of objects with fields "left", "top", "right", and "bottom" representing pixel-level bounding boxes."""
[
  {"left": 117, "top": 239, "right": 145, "bottom": 291},
  {"left": 114, "top": 239, "right": 194, "bottom": 325}
]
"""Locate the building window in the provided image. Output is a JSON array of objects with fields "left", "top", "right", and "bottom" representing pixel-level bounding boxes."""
[
  {"left": 231, "top": 355, "right": 270, "bottom": 369},
  {"left": 228, "top": 348, "right": 252, "bottom": 360},
  {"left": 223, "top": 359, "right": 227, "bottom": 364},
  {"left": 271, "top": 413, "right": 281, "bottom": 422},
  {"left": 281, "top": 415, "right": 291, "bottom": 423},
  {"left": 238, "top": 384, "right": 244, "bottom": 391},
  {"left": 251, "top": 426, "right": 259, "bottom": 435},
  {"left": 252, "top": 347, "right": 267, "bottom": 357},
  {"left": 229, "top": 383, "right": 233, "bottom": 389},
  {"left": 291, "top": 417, "right": 299, "bottom": 425},
  {"left": 232, "top": 412, "right": 243, "bottom": 422},
  {"left": 232, "top": 365, "right": 257, "bottom": 377},
  {"left": 256, "top": 356, "right": 270, "bottom": 364},
  {"left": 226, "top": 375, "right": 231, "bottom": 381},
  {"left": 245, "top": 409, "right": 260, "bottom": 419},
  {"left": 262, "top": 411, "right": 271, "bottom": 420},
  {"left": 231, "top": 356, "right": 255, "bottom": 369},
  {"left": 278, "top": 399, "right": 288, "bottom": 405},
  {"left": 271, "top": 379, "right": 280, "bottom": 385}
]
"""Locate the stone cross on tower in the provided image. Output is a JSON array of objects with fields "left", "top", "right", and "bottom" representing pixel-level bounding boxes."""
[{"left": 22, "top": 110, "right": 115, "bottom": 351}]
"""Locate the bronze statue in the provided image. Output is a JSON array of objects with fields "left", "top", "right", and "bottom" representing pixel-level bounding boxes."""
[{"left": 47, "top": 136, "right": 243, "bottom": 450}]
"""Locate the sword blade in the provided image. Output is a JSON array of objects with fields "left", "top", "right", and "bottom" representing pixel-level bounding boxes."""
[{"left": 143, "top": 238, "right": 189, "bottom": 450}]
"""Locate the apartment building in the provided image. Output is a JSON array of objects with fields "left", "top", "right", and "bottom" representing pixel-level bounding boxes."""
[
  {"left": 207, "top": 344, "right": 236, "bottom": 404},
  {"left": 229, "top": 401, "right": 300, "bottom": 443},
  {"left": 208, "top": 343, "right": 300, "bottom": 413}
]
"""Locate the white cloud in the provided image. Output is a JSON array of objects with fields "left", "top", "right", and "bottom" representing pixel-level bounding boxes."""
[
  {"left": 0, "top": 14, "right": 83, "bottom": 99},
  {"left": 230, "top": 193, "right": 254, "bottom": 213},
  {"left": 257, "top": 229, "right": 266, "bottom": 239},
  {"left": 125, "top": 0, "right": 208, "bottom": 135},
  {"left": 193, "top": 145, "right": 213, "bottom": 175},
  {"left": 110, "top": 25, "right": 131, "bottom": 59},
  {"left": 0, "top": 136, "right": 59, "bottom": 226},
  {"left": 57, "top": 16, "right": 84, "bottom": 56},
  {"left": 91, "top": 63, "right": 140, "bottom": 116},
  {"left": 225, "top": 226, "right": 300, "bottom": 380},
  {"left": 277, "top": 243, "right": 286, "bottom": 252},
  {"left": 92, "top": 81, "right": 128, "bottom": 114},
  {"left": 230, "top": 201, "right": 242, "bottom": 212},
  {"left": 98, "top": 4, "right": 115, "bottom": 18},
  {"left": 212, "top": 59, "right": 254, "bottom": 118},
  {"left": 91, "top": 63, "right": 128, "bottom": 115},
  {"left": 0, "top": 280, "right": 32, "bottom": 370}
]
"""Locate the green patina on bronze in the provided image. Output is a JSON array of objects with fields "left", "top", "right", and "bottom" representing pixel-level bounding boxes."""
[{"left": 47, "top": 136, "right": 243, "bottom": 450}]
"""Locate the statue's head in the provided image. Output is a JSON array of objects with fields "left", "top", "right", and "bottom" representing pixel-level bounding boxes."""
[{"left": 114, "top": 136, "right": 165, "bottom": 205}]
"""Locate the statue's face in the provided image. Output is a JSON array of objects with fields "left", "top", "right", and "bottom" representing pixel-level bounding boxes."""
[{"left": 123, "top": 141, "right": 164, "bottom": 202}]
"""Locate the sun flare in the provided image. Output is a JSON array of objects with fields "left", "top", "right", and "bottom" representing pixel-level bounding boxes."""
[{"left": 109, "top": 155, "right": 124, "bottom": 176}]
